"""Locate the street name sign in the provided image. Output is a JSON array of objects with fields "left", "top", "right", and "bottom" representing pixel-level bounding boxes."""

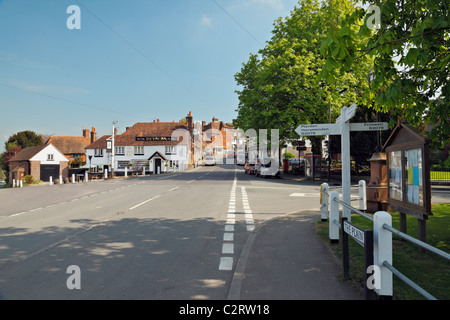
[{"left": 343, "top": 220, "right": 365, "bottom": 245}]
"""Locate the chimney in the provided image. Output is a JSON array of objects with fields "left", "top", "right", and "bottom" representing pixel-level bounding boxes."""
[
  {"left": 186, "top": 111, "right": 193, "bottom": 135},
  {"left": 202, "top": 121, "right": 206, "bottom": 128},
  {"left": 82, "top": 129, "right": 90, "bottom": 139},
  {"left": 157, "top": 119, "right": 160, "bottom": 123},
  {"left": 212, "top": 117, "right": 218, "bottom": 122},
  {"left": 90, "top": 127, "right": 97, "bottom": 144}
]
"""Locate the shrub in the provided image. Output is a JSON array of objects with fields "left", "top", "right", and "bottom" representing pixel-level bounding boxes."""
[
  {"left": 23, "top": 175, "right": 35, "bottom": 184},
  {"left": 283, "top": 152, "right": 296, "bottom": 159}
]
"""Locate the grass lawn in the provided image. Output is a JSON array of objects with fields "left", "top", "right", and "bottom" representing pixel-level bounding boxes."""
[{"left": 316, "top": 203, "right": 450, "bottom": 300}]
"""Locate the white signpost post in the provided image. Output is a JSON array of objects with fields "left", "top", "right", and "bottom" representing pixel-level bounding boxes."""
[{"left": 296, "top": 104, "right": 388, "bottom": 221}]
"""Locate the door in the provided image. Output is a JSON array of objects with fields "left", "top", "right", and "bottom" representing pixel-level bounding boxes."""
[
  {"left": 154, "top": 158, "right": 161, "bottom": 174},
  {"left": 40, "top": 164, "right": 60, "bottom": 182}
]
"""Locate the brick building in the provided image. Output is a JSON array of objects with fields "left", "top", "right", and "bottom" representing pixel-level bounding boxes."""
[{"left": 8, "top": 144, "right": 69, "bottom": 183}]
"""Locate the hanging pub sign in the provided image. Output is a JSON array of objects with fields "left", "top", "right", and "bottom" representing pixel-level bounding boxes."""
[
  {"left": 384, "top": 120, "right": 432, "bottom": 242},
  {"left": 135, "top": 136, "right": 178, "bottom": 142}
]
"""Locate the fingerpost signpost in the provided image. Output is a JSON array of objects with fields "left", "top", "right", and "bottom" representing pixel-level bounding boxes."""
[{"left": 296, "top": 104, "right": 388, "bottom": 221}]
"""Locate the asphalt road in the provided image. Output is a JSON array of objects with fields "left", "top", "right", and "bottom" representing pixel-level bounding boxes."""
[{"left": 0, "top": 164, "right": 322, "bottom": 300}]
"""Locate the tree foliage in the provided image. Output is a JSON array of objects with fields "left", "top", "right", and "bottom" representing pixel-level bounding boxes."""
[
  {"left": 5, "top": 130, "right": 43, "bottom": 150},
  {"left": 234, "top": 0, "right": 374, "bottom": 146},
  {"left": 320, "top": 0, "right": 449, "bottom": 147}
]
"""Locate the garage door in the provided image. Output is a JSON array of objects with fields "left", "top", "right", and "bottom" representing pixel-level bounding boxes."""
[{"left": 40, "top": 164, "right": 60, "bottom": 182}]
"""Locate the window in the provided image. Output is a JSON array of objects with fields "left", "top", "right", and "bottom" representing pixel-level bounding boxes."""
[
  {"left": 134, "top": 146, "right": 144, "bottom": 155},
  {"left": 165, "top": 146, "right": 176, "bottom": 155},
  {"left": 115, "top": 146, "right": 125, "bottom": 155},
  {"left": 169, "top": 160, "right": 179, "bottom": 168},
  {"left": 95, "top": 149, "right": 103, "bottom": 157},
  {"left": 47, "top": 154, "right": 54, "bottom": 161}
]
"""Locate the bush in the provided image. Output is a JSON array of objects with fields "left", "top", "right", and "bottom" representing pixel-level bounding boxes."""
[
  {"left": 283, "top": 152, "right": 296, "bottom": 159},
  {"left": 23, "top": 175, "right": 35, "bottom": 184}
]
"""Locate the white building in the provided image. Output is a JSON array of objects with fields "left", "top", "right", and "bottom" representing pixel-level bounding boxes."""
[{"left": 85, "top": 114, "right": 193, "bottom": 176}]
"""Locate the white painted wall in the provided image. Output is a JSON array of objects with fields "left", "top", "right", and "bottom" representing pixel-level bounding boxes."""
[
  {"left": 30, "top": 144, "right": 68, "bottom": 164},
  {"left": 86, "top": 144, "right": 189, "bottom": 171}
]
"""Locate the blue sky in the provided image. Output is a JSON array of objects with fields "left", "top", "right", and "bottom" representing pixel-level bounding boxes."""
[{"left": 0, "top": 0, "right": 300, "bottom": 151}]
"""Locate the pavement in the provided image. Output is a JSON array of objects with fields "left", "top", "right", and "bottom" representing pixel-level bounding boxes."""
[
  {"left": 227, "top": 171, "right": 364, "bottom": 300},
  {"left": 230, "top": 171, "right": 449, "bottom": 300},
  {"left": 229, "top": 210, "right": 363, "bottom": 300}
]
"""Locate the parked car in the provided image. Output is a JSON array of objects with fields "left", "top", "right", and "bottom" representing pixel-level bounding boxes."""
[
  {"left": 204, "top": 156, "right": 216, "bottom": 166},
  {"left": 236, "top": 153, "right": 246, "bottom": 166},
  {"left": 244, "top": 161, "right": 256, "bottom": 175},
  {"left": 256, "top": 157, "right": 280, "bottom": 178},
  {"left": 290, "top": 157, "right": 305, "bottom": 174}
]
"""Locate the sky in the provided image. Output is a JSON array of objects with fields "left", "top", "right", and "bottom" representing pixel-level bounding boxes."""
[{"left": 0, "top": 0, "right": 300, "bottom": 151}]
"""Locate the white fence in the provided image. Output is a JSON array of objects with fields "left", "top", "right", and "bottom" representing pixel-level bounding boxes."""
[{"left": 320, "top": 182, "right": 450, "bottom": 300}]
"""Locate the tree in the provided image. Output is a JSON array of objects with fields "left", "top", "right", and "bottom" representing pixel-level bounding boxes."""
[
  {"left": 0, "top": 143, "right": 22, "bottom": 183},
  {"left": 234, "top": 0, "right": 374, "bottom": 149},
  {"left": 320, "top": 0, "right": 449, "bottom": 147},
  {"left": 329, "top": 105, "right": 395, "bottom": 172},
  {"left": 5, "top": 130, "right": 43, "bottom": 150}
]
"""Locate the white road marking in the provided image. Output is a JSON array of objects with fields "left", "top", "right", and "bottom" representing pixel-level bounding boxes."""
[
  {"left": 129, "top": 195, "right": 160, "bottom": 210},
  {"left": 9, "top": 212, "right": 26, "bottom": 217},
  {"left": 223, "top": 233, "right": 234, "bottom": 241},
  {"left": 222, "top": 243, "right": 234, "bottom": 254},
  {"left": 219, "top": 257, "right": 233, "bottom": 271},
  {"left": 219, "top": 173, "right": 238, "bottom": 271},
  {"left": 242, "top": 187, "right": 255, "bottom": 232}
]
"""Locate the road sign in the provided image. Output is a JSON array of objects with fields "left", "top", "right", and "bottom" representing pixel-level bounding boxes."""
[
  {"left": 336, "top": 103, "right": 357, "bottom": 123},
  {"left": 295, "top": 123, "right": 341, "bottom": 136},
  {"left": 350, "top": 122, "right": 388, "bottom": 132},
  {"left": 295, "top": 104, "right": 388, "bottom": 221}
]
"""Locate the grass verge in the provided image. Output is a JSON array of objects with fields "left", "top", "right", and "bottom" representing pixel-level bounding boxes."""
[{"left": 315, "top": 203, "right": 450, "bottom": 300}]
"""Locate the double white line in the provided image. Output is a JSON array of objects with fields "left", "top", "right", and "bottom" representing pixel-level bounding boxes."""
[
  {"left": 219, "top": 176, "right": 237, "bottom": 271},
  {"left": 219, "top": 175, "right": 255, "bottom": 271}
]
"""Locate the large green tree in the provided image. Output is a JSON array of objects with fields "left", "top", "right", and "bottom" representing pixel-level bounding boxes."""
[
  {"left": 234, "top": 0, "right": 374, "bottom": 148},
  {"left": 320, "top": 0, "right": 449, "bottom": 147},
  {"left": 5, "top": 130, "right": 43, "bottom": 150}
]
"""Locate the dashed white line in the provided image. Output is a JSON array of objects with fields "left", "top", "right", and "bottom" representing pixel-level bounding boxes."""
[
  {"left": 219, "top": 173, "right": 238, "bottom": 271},
  {"left": 129, "top": 195, "right": 160, "bottom": 210},
  {"left": 219, "top": 257, "right": 233, "bottom": 271},
  {"left": 222, "top": 243, "right": 234, "bottom": 254},
  {"left": 9, "top": 212, "right": 26, "bottom": 218}
]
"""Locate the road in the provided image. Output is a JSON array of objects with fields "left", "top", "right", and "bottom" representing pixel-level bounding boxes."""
[{"left": 0, "top": 163, "right": 322, "bottom": 300}]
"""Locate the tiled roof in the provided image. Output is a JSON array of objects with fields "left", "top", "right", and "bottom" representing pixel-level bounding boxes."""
[
  {"left": 9, "top": 145, "right": 47, "bottom": 162},
  {"left": 85, "top": 135, "right": 111, "bottom": 149},
  {"left": 85, "top": 122, "right": 191, "bottom": 149},
  {"left": 123, "top": 122, "right": 190, "bottom": 137},
  {"left": 47, "top": 136, "right": 91, "bottom": 154}
]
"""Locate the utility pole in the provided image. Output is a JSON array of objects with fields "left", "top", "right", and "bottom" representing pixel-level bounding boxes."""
[{"left": 112, "top": 121, "right": 118, "bottom": 178}]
